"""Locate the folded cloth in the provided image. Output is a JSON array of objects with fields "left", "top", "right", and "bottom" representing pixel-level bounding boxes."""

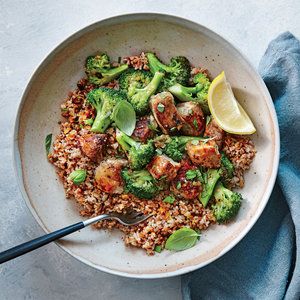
[{"left": 181, "top": 32, "right": 300, "bottom": 300}]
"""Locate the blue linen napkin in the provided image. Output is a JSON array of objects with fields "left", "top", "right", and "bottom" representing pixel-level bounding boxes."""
[{"left": 181, "top": 32, "right": 300, "bottom": 300}]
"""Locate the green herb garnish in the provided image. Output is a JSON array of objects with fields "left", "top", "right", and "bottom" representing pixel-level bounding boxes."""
[
  {"left": 157, "top": 103, "right": 165, "bottom": 113},
  {"left": 163, "top": 195, "right": 175, "bottom": 204},
  {"left": 176, "top": 182, "right": 182, "bottom": 189},
  {"left": 148, "top": 122, "right": 160, "bottom": 132},
  {"left": 186, "top": 169, "right": 202, "bottom": 181},
  {"left": 68, "top": 169, "right": 87, "bottom": 185},
  {"left": 156, "top": 148, "right": 163, "bottom": 155},
  {"left": 45, "top": 133, "right": 52, "bottom": 155},
  {"left": 193, "top": 119, "right": 198, "bottom": 129},
  {"left": 165, "top": 227, "right": 200, "bottom": 251},
  {"left": 206, "top": 115, "right": 211, "bottom": 126}
]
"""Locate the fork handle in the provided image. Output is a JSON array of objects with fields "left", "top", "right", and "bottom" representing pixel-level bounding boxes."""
[
  {"left": 0, "top": 222, "right": 85, "bottom": 264},
  {"left": 0, "top": 214, "right": 110, "bottom": 264}
]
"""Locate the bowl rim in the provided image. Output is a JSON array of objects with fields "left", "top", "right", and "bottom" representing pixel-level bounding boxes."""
[{"left": 13, "top": 12, "right": 280, "bottom": 279}]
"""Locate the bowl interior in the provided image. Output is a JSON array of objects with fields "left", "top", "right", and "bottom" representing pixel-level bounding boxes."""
[{"left": 16, "top": 14, "right": 279, "bottom": 278}]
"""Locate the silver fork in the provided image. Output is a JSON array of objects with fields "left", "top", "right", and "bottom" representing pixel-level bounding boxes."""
[{"left": 0, "top": 209, "right": 151, "bottom": 264}]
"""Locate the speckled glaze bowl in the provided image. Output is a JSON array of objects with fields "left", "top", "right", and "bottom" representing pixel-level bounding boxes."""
[{"left": 14, "top": 13, "right": 279, "bottom": 278}]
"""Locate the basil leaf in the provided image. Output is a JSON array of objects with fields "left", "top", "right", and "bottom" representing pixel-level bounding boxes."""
[
  {"left": 163, "top": 195, "right": 175, "bottom": 204},
  {"left": 154, "top": 245, "right": 162, "bottom": 253},
  {"left": 176, "top": 182, "right": 181, "bottom": 189},
  {"left": 68, "top": 169, "right": 87, "bottom": 185},
  {"left": 157, "top": 103, "right": 165, "bottom": 113},
  {"left": 112, "top": 101, "right": 136, "bottom": 136},
  {"left": 84, "top": 118, "right": 94, "bottom": 126},
  {"left": 45, "top": 134, "right": 52, "bottom": 155},
  {"left": 165, "top": 227, "right": 200, "bottom": 251}
]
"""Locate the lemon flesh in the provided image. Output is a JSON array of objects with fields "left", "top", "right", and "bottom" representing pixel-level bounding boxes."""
[{"left": 208, "top": 71, "right": 256, "bottom": 135}]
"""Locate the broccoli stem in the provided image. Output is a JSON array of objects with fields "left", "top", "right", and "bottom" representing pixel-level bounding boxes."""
[
  {"left": 178, "top": 136, "right": 205, "bottom": 144},
  {"left": 146, "top": 53, "right": 169, "bottom": 73},
  {"left": 199, "top": 169, "right": 221, "bottom": 207},
  {"left": 136, "top": 71, "right": 164, "bottom": 96},
  {"left": 168, "top": 84, "right": 199, "bottom": 102},
  {"left": 116, "top": 130, "right": 138, "bottom": 151},
  {"left": 91, "top": 111, "right": 111, "bottom": 133},
  {"left": 100, "top": 64, "right": 129, "bottom": 85}
]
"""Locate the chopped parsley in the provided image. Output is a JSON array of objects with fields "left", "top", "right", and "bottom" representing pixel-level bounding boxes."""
[
  {"left": 156, "top": 148, "right": 163, "bottom": 155},
  {"left": 206, "top": 115, "right": 211, "bottom": 126},
  {"left": 193, "top": 119, "right": 198, "bottom": 129},
  {"left": 157, "top": 103, "right": 165, "bottom": 113},
  {"left": 148, "top": 123, "right": 159, "bottom": 132},
  {"left": 186, "top": 169, "right": 202, "bottom": 181}
]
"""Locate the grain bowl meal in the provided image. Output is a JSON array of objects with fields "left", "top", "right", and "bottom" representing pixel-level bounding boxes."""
[{"left": 47, "top": 51, "right": 256, "bottom": 254}]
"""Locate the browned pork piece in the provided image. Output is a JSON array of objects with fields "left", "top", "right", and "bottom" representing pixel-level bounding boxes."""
[
  {"left": 147, "top": 154, "right": 181, "bottom": 181},
  {"left": 171, "top": 160, "right": 202, "bottom": 200},
  {"left": 80, "top": 133, "right": 108, "bottom": 162},
  {"left": 177, "top": 102, "right": 205, "bottom": 136},
  {"left": 150, "top": 92, "right": 184, "bottom": 135},
  {"left": 95, "top": 158, "right": 128, "bottom": 194},
  {"left": 204, "top": 118, "right": 225, "bottom": 148},
  {"left": 131, "top": 115, "right": 156, "bottom": 142},
  {"left": 186, "top": 140, "right": 221, "bottom": 168}
]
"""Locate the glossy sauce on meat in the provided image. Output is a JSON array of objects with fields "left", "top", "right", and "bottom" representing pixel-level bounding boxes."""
[
  {"left": 147, "top": 155, "right": 181, "bottom": 181},
  {"left": 150, "top": 92, "right": 184, "bottom": 135},
  {"left": 80, "top": 133, "right": 108, "bottom": 162},
  {"left": 204, "top": 118, "right": 225, "bottom": 148},
  {"left": 95, "top": 158, "right": 128, "bottom": 194},
  {"left": 186, "top": 140, "right": 221, "bottom": 168},
  {"left": 177, "top": 102, "right": 205, "bottom": 136},
  {"left": 131, "top": 116, "right": 156, "bottom": 142},
  {"left": 171, "top": 160, "right": 202, "bottom": 200}
]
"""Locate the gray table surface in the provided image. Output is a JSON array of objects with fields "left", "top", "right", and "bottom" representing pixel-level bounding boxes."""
[{"left": 1, "top": 1, "right": 299, "bottom": 299}]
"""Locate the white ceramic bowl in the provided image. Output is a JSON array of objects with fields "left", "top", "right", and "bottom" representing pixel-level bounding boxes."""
[{"left": 14, "top": 13, "right": 279, "bottom": 278}]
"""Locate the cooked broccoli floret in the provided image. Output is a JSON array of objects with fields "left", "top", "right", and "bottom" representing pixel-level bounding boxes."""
[
  {"left": 87, "top": 88, "right": 127, "bottom": 133},
  {"left": 85, "top": 54, "right": 128, "bottom": 85},
  {"left": 146, "top": 53, "right": 191, "bottom": 91},
  {"left": 119, "top": 69, "right": 153, "bottom": 97},
  {"left": 168, "top": 73, "right": 211, "bottom": 114},
  {"left": 86, "top": 53, "right": 110, "bottom": 72},
  {"left": 162, "top": 136, "right": 205, "bottom": 162},
  {"left": 116, "top": 129, "right": 155, "bottom": 169},
  {"left": 212, "top": 182, "right": 242, "bottom": 223},
  {"left": 199, "top": 169, "right": 221, "bottom": 207},
  {"left": 125, "top": 71, "right": 164, "bottom": 115},
  {"left": 220, "top": 153, "right": 234, "bottom": 181},
  {"left": 121, "top": 169, "right": 159, "bottom": 199}
]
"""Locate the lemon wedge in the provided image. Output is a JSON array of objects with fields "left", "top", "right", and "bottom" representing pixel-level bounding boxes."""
[{"left": 208, "top": 71, "right": 256, "bottom": 135}]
